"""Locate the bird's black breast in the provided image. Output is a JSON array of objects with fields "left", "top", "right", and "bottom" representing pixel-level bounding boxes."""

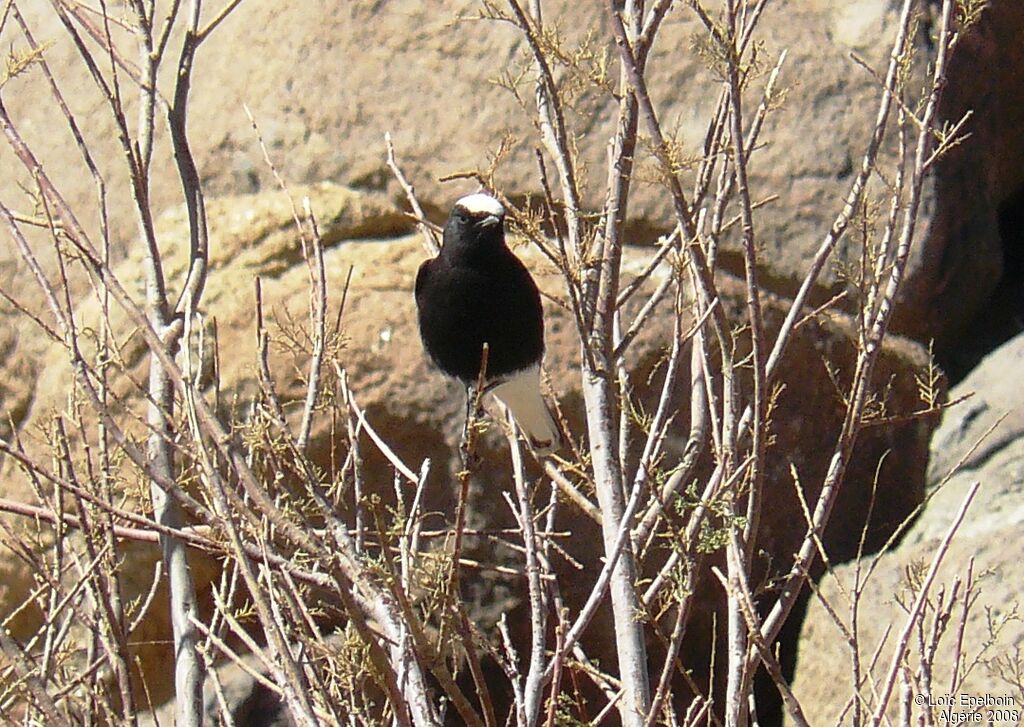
[{"left": 415, "top": 247, "right": 545, "bottom": 383}]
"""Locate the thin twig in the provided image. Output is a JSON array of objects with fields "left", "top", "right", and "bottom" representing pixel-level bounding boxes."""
[{"left": 386, "top": 131, "right": 440, "bottom": 256}]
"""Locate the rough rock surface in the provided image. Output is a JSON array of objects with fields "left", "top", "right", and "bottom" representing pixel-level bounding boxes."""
[
  {"left": 140, "top": 648, "right": 297, "bottom": 727},
  {"left": 0, "top": 1, "right": 1021, "bottom": 722},
  {"left": 2, "top": 0, "right": 1022, "bottom": 375},
  {"left": 0, "top": 184, "right": 417, "bottom": 689},
  {"left": 791, "top": 332, "right": 1024, "bottom": 724},
  {"left": 897, "top": 0, "right": 1024, "bottom": 376},
  {"left": 2, "top": 185, "right": 938, "bottom": 717}
]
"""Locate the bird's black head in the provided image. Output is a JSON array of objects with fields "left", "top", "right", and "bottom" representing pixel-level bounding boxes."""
[{"left": 442, "top": 193, "right": 506, "bottom": 258}]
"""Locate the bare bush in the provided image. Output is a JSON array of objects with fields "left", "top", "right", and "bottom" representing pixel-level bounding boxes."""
[{"left": 0, "top": 1, "right": 980, "bottom": 726}]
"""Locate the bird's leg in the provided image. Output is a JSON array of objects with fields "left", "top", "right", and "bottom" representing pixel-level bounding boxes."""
[
  {"left": 461, "top": 383, "right": 474, "bottom": 450},
  {"left": 459, "top": 344, "right": 490, "bottom": 468}
]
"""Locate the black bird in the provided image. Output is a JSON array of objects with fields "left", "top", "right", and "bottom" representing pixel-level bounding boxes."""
[{"left": 415, "top": 193, "right": 561, "bottom": 454}]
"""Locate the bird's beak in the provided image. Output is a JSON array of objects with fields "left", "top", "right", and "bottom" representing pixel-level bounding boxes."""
[{"left": 477, "top": 214, "right": 501, "bottom": 229}]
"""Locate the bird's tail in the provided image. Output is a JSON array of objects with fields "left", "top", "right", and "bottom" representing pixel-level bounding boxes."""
[{"left": 488, "top": 366, "right": 562, "bottom": 456}]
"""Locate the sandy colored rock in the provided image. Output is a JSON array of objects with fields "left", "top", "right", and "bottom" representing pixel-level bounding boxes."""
[
  {"left": 2, "top": 0, "right": 1024, "bottom": 720},
  {"left": 791, "top": 332, "right": 1024, "bottom": 725},
  {"left": 929, "top": 333, "right": 1024, "bottom": 482},
  {"left": 1, "top": 183, "right": 941, "bottom": 717},
  {"left": 3, "top": 0, "right": 1021, "bottom": 374}
]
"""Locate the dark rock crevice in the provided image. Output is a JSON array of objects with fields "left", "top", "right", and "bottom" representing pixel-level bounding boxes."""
[
  {"left": 903, "top": 0, "right": 1024, "bottom": 383},
  {"left": 941, "top": 183, "right": 1024, "bottom": 382}
]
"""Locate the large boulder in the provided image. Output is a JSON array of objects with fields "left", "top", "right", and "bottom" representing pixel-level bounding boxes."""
[
  {"left": 791, "top": 332, "right": 1024, "bottom": 724},
  {"left": 896, "top": 0, "right": 1024, "bottom": 377},
  {"left": 4, "top": 0, "right": 1022, "bottom": 377},
  {"left": 0, "top": 184, "right": 417, "bottom": 703}
]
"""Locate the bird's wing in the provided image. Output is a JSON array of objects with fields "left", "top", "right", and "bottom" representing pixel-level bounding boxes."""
[
  {"left": 503, "top": 252, "right": 546, "bottom": 356},
  {"left": 414, "top": 258, "right": 434, "bottom": 303}
]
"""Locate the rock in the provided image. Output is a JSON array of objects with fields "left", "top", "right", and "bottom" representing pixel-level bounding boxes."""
[
  {"left": 791, "top": 331, "right": 1024, "bottom": 725},
  {"left": 896, "top": 0, "right": 1024, "bottom": 378},
  {"left": 4, "top": 0, "right": 1021, "bottom": 372},
  {"left": 6, "top": 0, "right": 1023, "bottom": 717},
  {"left": 928, "top": 333, "right": 1024, "bottom": 482},
  {"left": 0, "top": 324, "right": 33, "bottom": 439},
  {"left": 141, "top": 649, "right": 295, "bottom": 727},
  {"left": 830, "top": 0, "right": 891, "bottom": 51},
  {"left": 3, "top": 184, "right": 939, "bottom": 721},
  {"left": 0, "top": 184, "right": 419, "bottom": 706}
]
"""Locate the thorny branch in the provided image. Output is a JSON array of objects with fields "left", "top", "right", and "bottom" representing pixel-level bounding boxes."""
[{"left": 0, "top": 0, "right": 973, "bottom": 724}]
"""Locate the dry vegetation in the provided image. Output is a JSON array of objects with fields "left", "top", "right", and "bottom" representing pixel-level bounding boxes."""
[{"left": 0, "top": 1, "right": 997, "bottom": 726}]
